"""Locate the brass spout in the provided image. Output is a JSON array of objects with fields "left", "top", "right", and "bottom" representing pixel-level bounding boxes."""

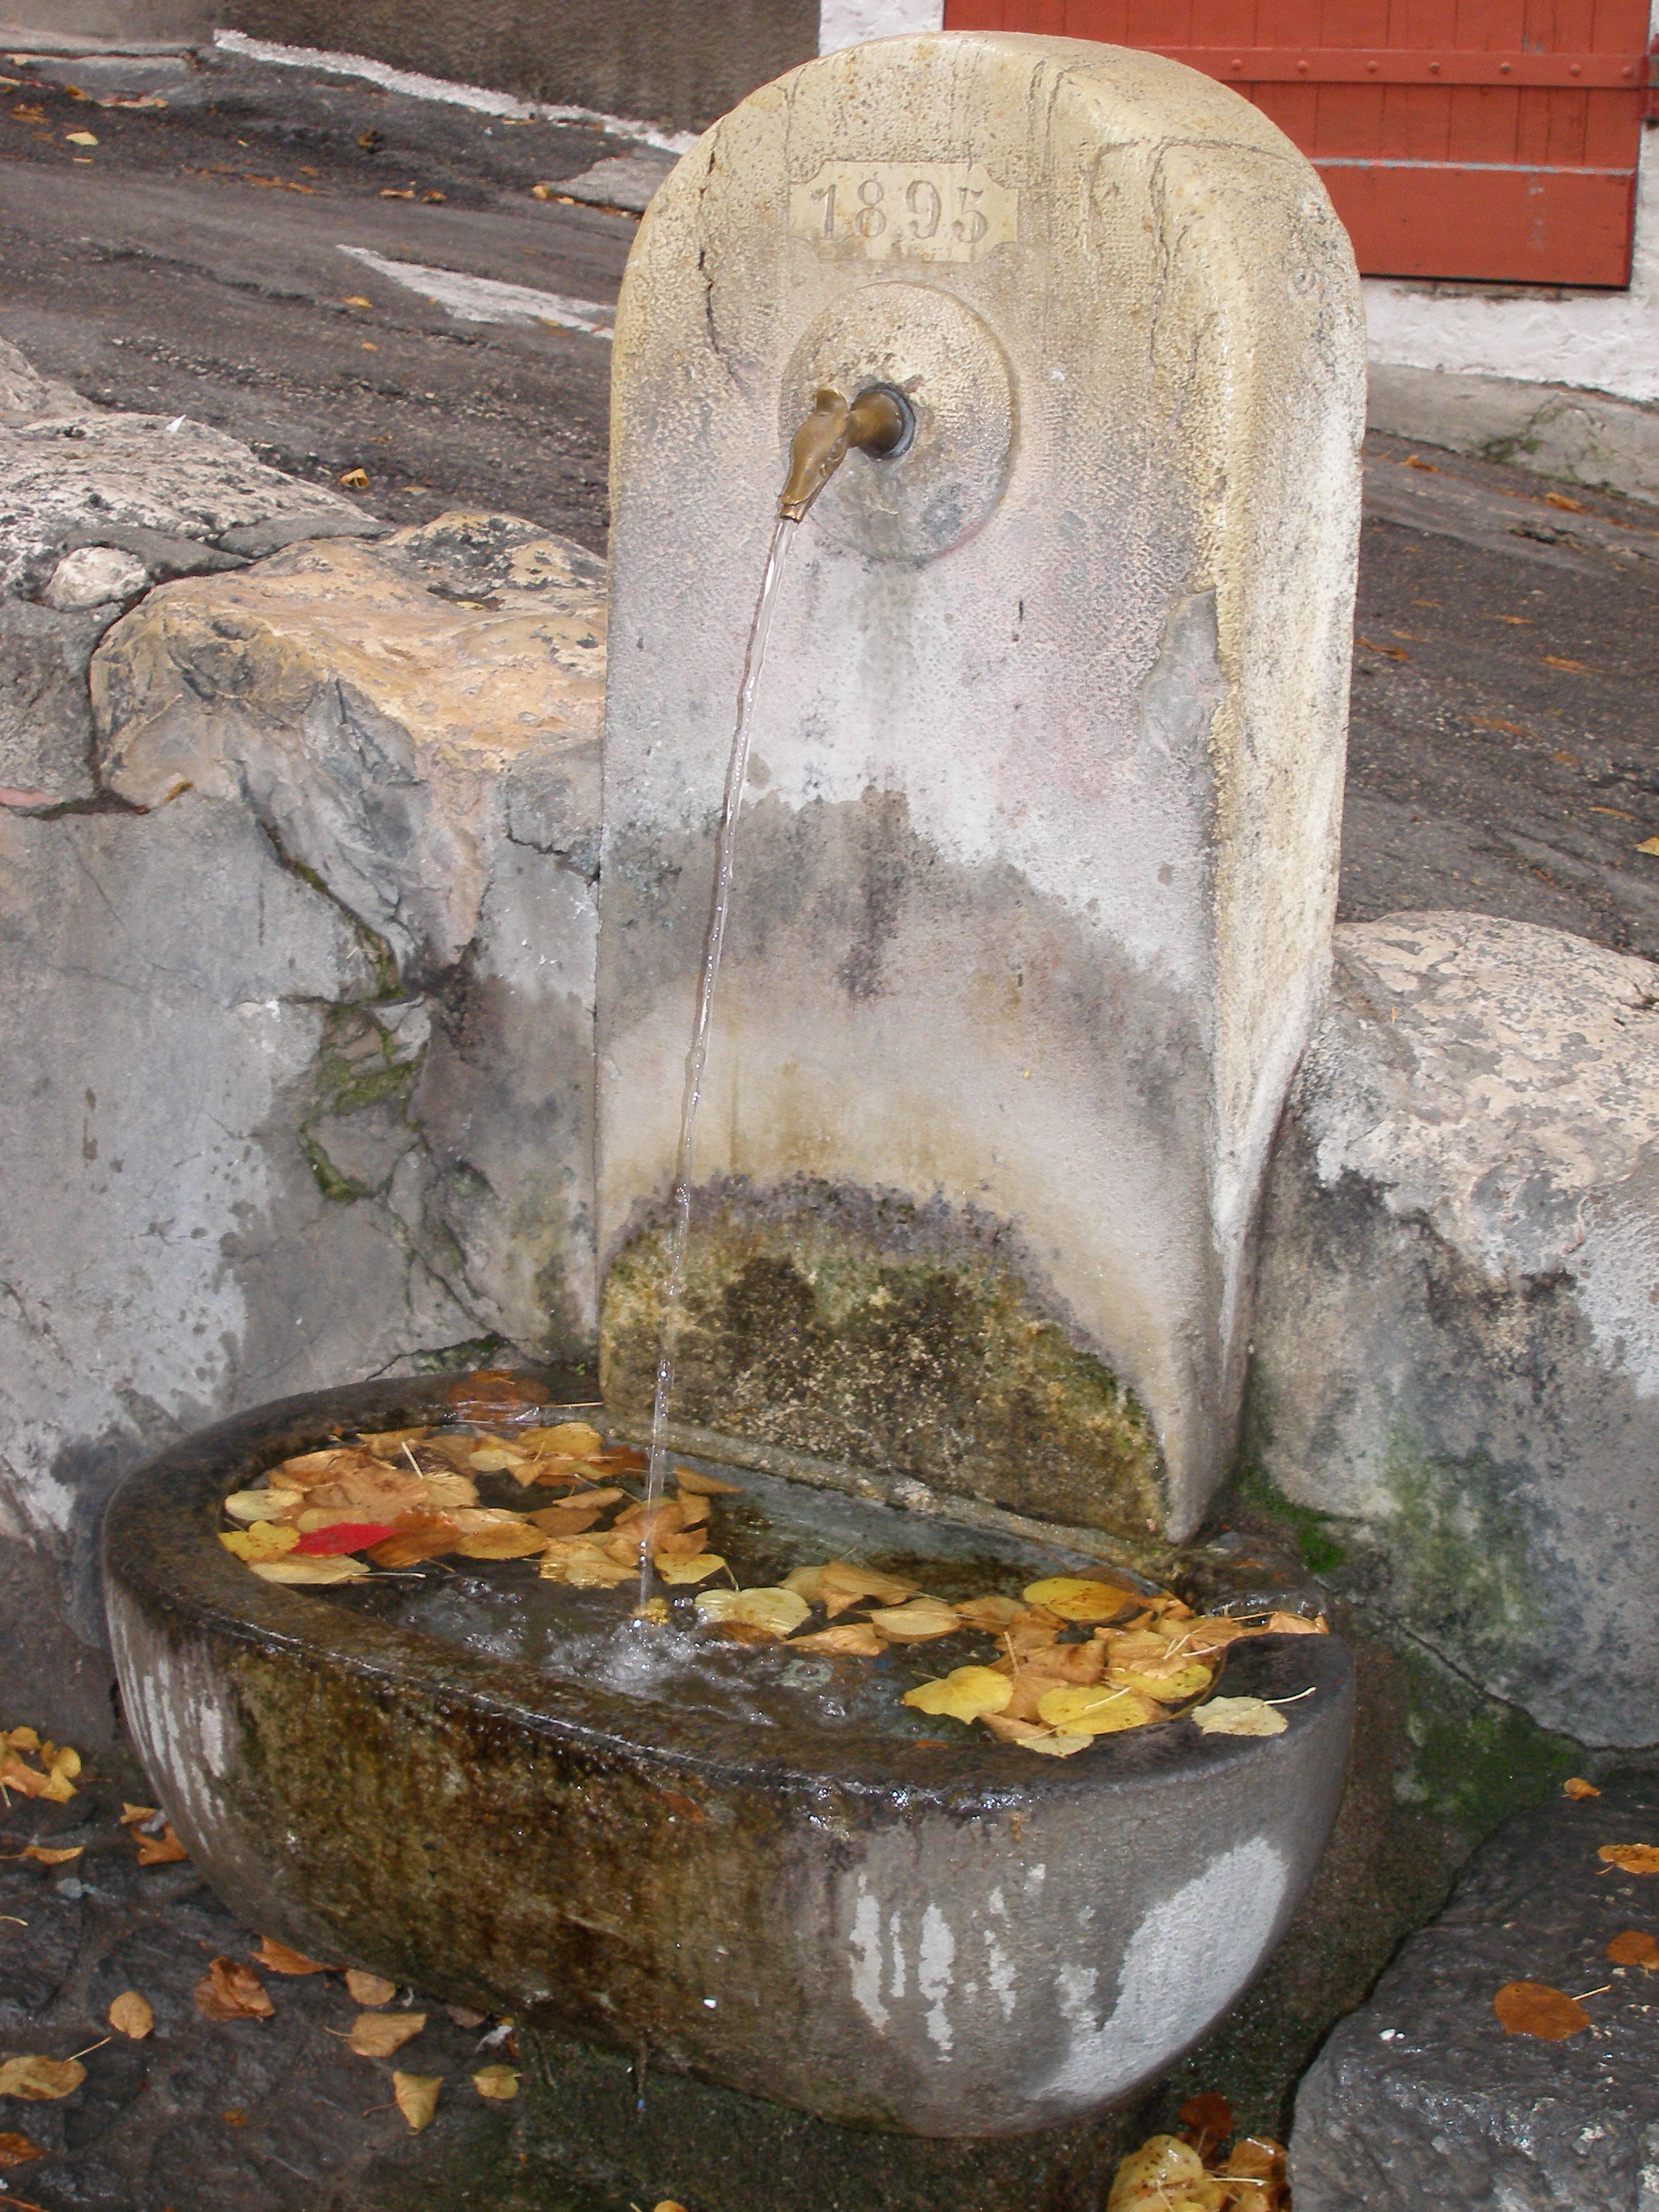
[{"left": 778, "top": 384, "right": 911, "bottom": 522}]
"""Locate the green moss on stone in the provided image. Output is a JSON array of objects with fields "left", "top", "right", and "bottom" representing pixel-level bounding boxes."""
[
  {"left": 1378, "top": 1427, "right": 1542, "bottom": 1680},
  {"left": 601, "top": 1179, "right": 1164, "bottom": 1540},
  {"left": 1232, "top": 1460, "right": 1347, "bottom": 1575},
  {"left": 1393, "top": 1641, "right": 1580, "bottom": 1835}
]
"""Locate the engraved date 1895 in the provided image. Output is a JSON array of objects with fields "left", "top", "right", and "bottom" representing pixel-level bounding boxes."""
[{"left": 788, "top": 162, "right": 1017, "bottom": 264}]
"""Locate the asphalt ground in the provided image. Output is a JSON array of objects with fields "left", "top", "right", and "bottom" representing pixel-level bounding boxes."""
[{"left": 3, "top": 37, "right": 1658, "bottom": 954}]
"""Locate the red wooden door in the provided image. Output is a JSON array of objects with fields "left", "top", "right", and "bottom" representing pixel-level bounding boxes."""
[{"left": 943, "top": 0, "right": 1652, "bottom": 284}]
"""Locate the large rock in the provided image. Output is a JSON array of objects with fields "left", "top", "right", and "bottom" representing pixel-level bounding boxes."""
[
  {"left": 1289, "top": 1774, "right": 1659, "bottom": 2209},
  {"left": 1, "top": 507, "right": 606, "bottom": 1748},
  {"left": 0, "top": 333, "right": 375, "bottom": 808},
  {"left": 598, "top": 33, "right": 1365, "bottom": 1542},
  {"left": 1251, "top": 912, "right": 1659, "bottom": 1747}
]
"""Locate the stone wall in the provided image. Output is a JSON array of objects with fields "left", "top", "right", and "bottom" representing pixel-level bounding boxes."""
[{"left": 0, "top": 342, "right": 603, "bottom": 1746}]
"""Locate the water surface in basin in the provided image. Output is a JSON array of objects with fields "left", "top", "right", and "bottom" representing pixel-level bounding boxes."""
[{"left": 305, "top": 1446, "right": 1147, "bottom": 1748}]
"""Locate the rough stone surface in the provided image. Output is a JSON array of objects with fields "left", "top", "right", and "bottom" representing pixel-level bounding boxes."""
[
  {"left": 1290, "top": 1774, "right": 1659, "bottom": 2210},
  {"left": 0, "top": 1744, "right": 555, "bottom": 2212},
  {"left": 598, "top": 32, "right": 1365, "bottom": 1544},
  {"left": 1368, "top": 359, "right": 1659, "bottom": 508},
  {"left": 0, "top": 372, "right": 381, "bottom": 602},
  {"left": 0, "top": 594, "right": 115, "bottom": 804},
  {"left": 1250, "top": 911, "right": 1659, "bottom": 1747},
  {"left": 1, "top": 507, "right": 605, "bottom": 1750}
]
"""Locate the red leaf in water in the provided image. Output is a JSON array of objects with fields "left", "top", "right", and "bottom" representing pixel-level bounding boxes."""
[
  {"left": 293, "top": 1522, "right": 394, "bottom": 1557},
  {"left": 1177, "top": 2091, "right": 1234, "bottom": 2154}
]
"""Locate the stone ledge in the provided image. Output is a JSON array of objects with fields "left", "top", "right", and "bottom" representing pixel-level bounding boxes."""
[
  {"left": 1290, "top": 1774, "right": 1659, "bottom": 2210},
  {"left": 1251, "top": 911, "right": 1659, "bottom": 1747},
  {"left": 1369, "top": 361, "right": 1659, "bottom": 508}
]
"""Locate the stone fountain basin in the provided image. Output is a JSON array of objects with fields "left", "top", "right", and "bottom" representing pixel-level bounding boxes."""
[{"left": 103, "top": 1376, "right": 1353, "bottom": 2139}]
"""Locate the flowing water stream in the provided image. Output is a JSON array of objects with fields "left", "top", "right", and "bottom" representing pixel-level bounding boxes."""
[{"left": 638, "top": 515, "right": 797, "bottom": 1603}]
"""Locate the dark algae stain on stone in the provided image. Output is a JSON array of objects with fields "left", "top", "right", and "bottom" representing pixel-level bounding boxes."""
[{"left": 600, "top": 1176, "right": 1165, "bottom": 1539}]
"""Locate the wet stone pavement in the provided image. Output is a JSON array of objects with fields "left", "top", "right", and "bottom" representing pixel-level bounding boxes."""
[{"left": 0, "top": 1754, "right": 620, "bottom": 2212}]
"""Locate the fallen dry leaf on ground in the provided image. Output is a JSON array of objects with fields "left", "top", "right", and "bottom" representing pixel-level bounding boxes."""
[
  {"left": 1493, "top": 1980, "right": 1589, "bottom": 2038},
  {"left": 1189, "top": 1697, "right": 1288, "bottom": 1739},
  {"left": 136, "top": 1822, "right": 189, "bottom": 1866},
  {"left": 5, "top": 1843, "right": 83, "bottom": 1866},
  {"left": 0, "top": 2055, "right": 85, "bottom": 2100},
  {"left": 392, "top": 2071, "right": 441, "bottom": 2131},
  {"left": 1599, "top": 1843, "right": 1659, "bottom": 1875},
  {"left": 118, "top": 1803, "right": 157, "bottom": 1826},
  {"left": 0, "top": 2130, "right": 44, "bottom": 2164},
  {"left": 349, "top": 2010, "right": 425, "bottom": 2057},
  {"left": 1563, "top": 1777, "right": 1601, "bottom": 1800},
  {"left": 254, "top": 1936, "right": 331, "bottom": 1974},
  {"left": 1176, "top": 2091, "right": 1233, "bottom": 2152},
  {"left": 108, "top": 1992, "right": 153, "bottom": 2040},
  {"left": 1, "top": 1731, "right": 80, "bottom": 1803},
  {"left": 346, "top": 1970, "right": 397, "bottom": 2007},
  {"left": 195, "top": 1957, "right": 274, "bottom": 2022},
  {"left": 1606, "top": 1929, "right": 1659, "bottom": 1968},
  {"left": 1107, "top": 2132, "right": 1227, "bottom": 2211},
  {"left": 472, "top": 2064, "right": 518, "bottom": 2100}
]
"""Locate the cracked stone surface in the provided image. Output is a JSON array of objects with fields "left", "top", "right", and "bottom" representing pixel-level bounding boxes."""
[
  {"left": 1, "top": 491, "right": 605, "bottom": 1751},
  {"left": 1250, "top": 910, "right": 1659, "bottom": 1747},
  {"left": 0, "top": 1748, "right": 618, "bottom": 2212},
  {"left": 1289, "top": 1774, "right": 1659, "bottom": 2209}
]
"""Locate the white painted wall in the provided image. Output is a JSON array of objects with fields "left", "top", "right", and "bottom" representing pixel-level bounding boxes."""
[
  {"left": 819, "top": 0, "right": 944, "bottom": 54},
  {"left": 1364, "top": 0, "right": 1659, "bottom": 408}
]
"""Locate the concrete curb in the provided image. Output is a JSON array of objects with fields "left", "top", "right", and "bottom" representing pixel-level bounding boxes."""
[{"left": 1368, "top": 362, "right": 1659, "bottom": 508}]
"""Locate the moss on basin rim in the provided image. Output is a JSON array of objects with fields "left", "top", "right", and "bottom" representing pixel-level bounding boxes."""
[
  {"left": 103, "top": 1376, "right": 1352, "bottom": 2139},
  {"left": 601, "top": 1179, "right": 1166, "bottom": 1541}
]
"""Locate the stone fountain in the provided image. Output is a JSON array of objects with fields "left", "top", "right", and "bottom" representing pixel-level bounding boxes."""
[{"left": 103, "top": 29, "right": 1365, "bottom": 2208}]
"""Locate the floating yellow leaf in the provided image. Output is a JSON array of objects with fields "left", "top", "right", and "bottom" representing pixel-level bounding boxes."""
[
  {"left": 1190, "top": 1697, "right": 1287, "bottom": 1738},
  {"left": 453, "top": 1523, "right": 548, "bottom": 1560},
  {"left": 1023, "top": 1576, "right": 1141, "bottom": 1623},
  {"left": 108, "top": 1991, "right": 153, "bottom": 2039},
  {"left": 903, "top": 1666, "right": 1014, "bottom": 1723},
  {"left": 1036, "top": 1684, "right": 1161, "bottom": 1735},
  {"left": 1111, "top": 1662, "right": 1213, "bottom": 1705},
  {"left": 655, "top": 1551, "right": 726, "bottom": 1586},
  {"left": 195, "top": 1956, "right": 274, "bottom": 2022},
  {"left": 220, "top": 1520, "right": 300, "bottom": 1561},
  {"left": 1599, "top": 1843, "right": 1659, "bottom": 1875},
  {"left": 472, "top": 2064, "right": 519, "bottom": 2100},
  {"left": 527, "top": 1421, "right": 602, "bottom": 1459},
  {"left": 673, "top": 1465, "right": 741, "bottom": 1495},
  {"left": 867, "top": 1597, "right": 961, "bottom": 1643},
  {"left": 466, "top": 1446, "right": 526, "bottom": 1473},
  {"left": 1492, "top": 1980, "right": 1589, "bottom": 2039},
  {"left": 792, "top": 1622, "right": 886, "bottom": 1656},
  {"left": 953, "top": 1594, "right": 1026, "bottom": 1631},
  {"left": 254, "top": 1936, "right": 331, "bottom": 1975},
  {"left": 695, "top": 1586, "right": 810, "bottom": 1639},
  {"left": 392, "top": 2071, "right": 441, "bottom": 2131},
  {"left": 223, "top": 1488, "right": 302, "bottom": 1522},
  {"left": 0, "top": 2055, "right": 85, "bottom": 2100},
  {"left": 349, "top": 2010, "right": 425, "bottom": 2057},
  {"left": 540, "top": 1540, "right": 636, "bottom": 1588},
  {"left": 249, "top": 1554, "right": 371, "bottom": 1584},
  {"left": 346, "top": 1970, "right": 397, "bottom": 2006},
  {"left": 1563, "top": 1777, "right": 1601, "bottom": 1801}
]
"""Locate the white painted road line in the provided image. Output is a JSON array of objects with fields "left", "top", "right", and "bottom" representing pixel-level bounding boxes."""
[
  {"left": 216, "top": 29, "right": 697, "bottom": 155},
  {"left": 337, "top": 245, "right": 615, "bottom": 340}
]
